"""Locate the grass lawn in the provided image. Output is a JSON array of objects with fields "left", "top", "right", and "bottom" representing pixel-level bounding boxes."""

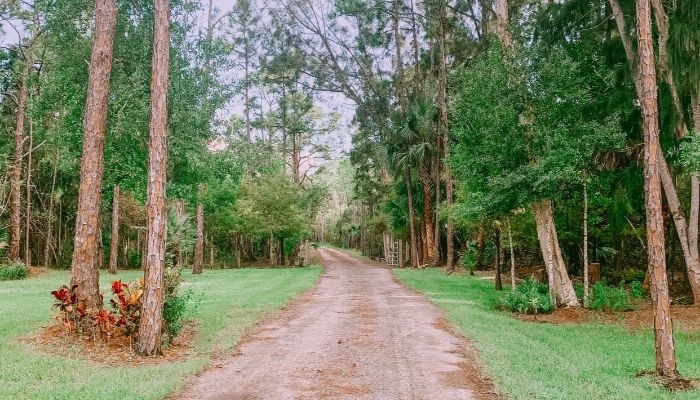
[
  {"left": 394, "top": 268, "right": 700, "bottom": 400},
  {"left": 0, "top": 267, "right": 321, "bottom": 400}
]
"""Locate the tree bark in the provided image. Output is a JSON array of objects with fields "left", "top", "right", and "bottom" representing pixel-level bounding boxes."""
[
  {"left": 494, "top": 227, "right": 503, "bottom": 291},
  {"left": 406, "top": 170, "right": 420, "bottom": 267},
  {"left": 533, "top": 200, "right": 580, "bottom": 307},
  {"left": 610, "top": 0, "right": 700, "bottom": 304},
  {"left": 108, "top": 185, "right": 120, "bottom": 274},
  {"left": 138, "top": 0, "right": 170, "bottom": 356},
  {"left": 508, "top": 219, "right": 516, "bottom": 291},
  {"left": 193, "top": 184, "right": 205, "bottom": 274},
  {"left": 43, "top": 152, "right": 58, "bottom": 268},
  {"left": 420, "top": 174, "right": 436, "bottom": 266},
  {"left": 392, "top": 0, "right": 406, "bottom": 111},
  {"left": 10, "top": 61, "right": 29, "bottom": 261},
  {"left": 650, "top": 0, "right": 687, "bottom": 138},
  {"left": 438, "top": 0, "right": 454, "bottom": 271},
  {"left": 279, "top": 237, "right": 285, "bottom": 266},
  {"left": 70, "top": 0, "right": 117, "bottom": 312},
  {"left": 583, "top": 176, "right": 590, "bottom": 307},
  {"left": 636, "top": 0, "right": 678, "bottom": 377},
  {"left": 24, "top": 117, "right": 33, "bottom": 266}
]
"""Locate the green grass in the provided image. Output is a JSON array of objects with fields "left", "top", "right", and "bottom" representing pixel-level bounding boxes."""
[
  {"left": 395, "top": 268, "right": 700, "bottom": 400},
  {"left": 0, "top": 266, "right": 321, "bottom": 400}
]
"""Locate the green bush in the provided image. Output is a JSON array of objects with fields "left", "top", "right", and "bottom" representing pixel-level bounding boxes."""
[
  {"left": 629, "top": 280, "right": 645, "bottom": 299},
  {"left": 162, "top": 267, "right": 192, "bottom": 341},
  {"left": 0, "top": 261, "right": 28, "bottom": 281},
  {"left": 589, "top": 281, "right": 633, "bottom": 311},
  {"left": 499, "top": 277, "right": 554, "bottom": 315}
]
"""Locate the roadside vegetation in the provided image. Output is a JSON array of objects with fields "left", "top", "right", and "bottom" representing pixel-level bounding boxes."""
[
  {"left": 0, "top": 267, "right": 320, "bottom": 399},
  {"left": 395, "top": 269, "right": 700, "bottom": 399}
]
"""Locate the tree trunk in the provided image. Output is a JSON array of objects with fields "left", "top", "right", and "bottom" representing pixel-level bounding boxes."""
[
  {"left": 494, "top": 227, "right": 503, "bottom": 291},
  {"left": 209, "top": 234, "right": 215, "bottom": 268},
  {"left": 508, "top": 220, "right": 516, "bottom": 291},
  {"left": 420, "top": 174, "right": 436, "bottom": 266},
  {"left": 279, "top": 237, "right": 285, "bottom": 266},
  {"left": 476, "top": 223, "right": 485, "bottom": 272},
  {"left": 235, "top": 236, "right": 242, "bottom": 268},
  {"left": 438, "top": 0, "right": 454, "bottom": 272},
  {"left": 610, "top": 0, "right": 700, "bottom": 305},
  {"left": 406, "top": 170, "right": 419, "bottom": 267},
  {"left": 137, "top": 0, "right": 170, "bottom": 356},
  {"left": 636, "top": 0, "right": 677, "bottom": 377},
  {"left": 533, "top": 200, "right": 580, "bottom": 307},
  {"left": 70, "top": 0, "right": 118, "bottom": 312},
  {"left": 10, "top": 61, "right": 29, "bottom": 261},
  {"left": 193, "top": 184, "right": 205, "bottom": 274},
  {"left": 583, "top": 177, "right": 590, "bottom": 307},
  {"left": 24, "top": 117, "right": 33, "bottom": 267},
  {"left": 175, "top": 199, "right": 185, "bottom": 268},
  {"left": 108, "top": 185, "right": 120, "bottom": 274},
  {"left": 43, "top": 152, "right": 58, "bottom": 268},
  {"left": 392, "top": 0, "right": 406, "bottom": 111}
]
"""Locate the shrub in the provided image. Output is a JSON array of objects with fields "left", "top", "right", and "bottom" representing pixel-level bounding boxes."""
[
  {"left": 629, "top": 280, "right": 645, "bottom": 299},
  {"left": 589, "top": 281, "right": 633, "bottom": 311},
  {"left": 162, "top": 267, "right": 191, "bottom": 341},
  {"left": 499, "top": 277, "right": 554, "bottom": 315},
  {"left": 0, "top": 261, "right": 28, "bottom": 281},
  {"left": 50, "top": 267, "right": 190, "bottom": 344}
]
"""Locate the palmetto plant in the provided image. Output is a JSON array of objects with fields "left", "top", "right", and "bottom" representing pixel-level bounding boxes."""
[{"left": 167, "top": 206, "right": 196, "bottom": 267}]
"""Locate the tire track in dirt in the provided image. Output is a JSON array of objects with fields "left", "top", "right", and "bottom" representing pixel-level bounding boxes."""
[{"left": 176, "top": 248, "right": 500, "bottom": 400}]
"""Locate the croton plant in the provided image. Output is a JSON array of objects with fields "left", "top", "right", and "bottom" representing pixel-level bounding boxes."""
[{"left": 51, "top": 278, "right": 144, "bottom": 339}]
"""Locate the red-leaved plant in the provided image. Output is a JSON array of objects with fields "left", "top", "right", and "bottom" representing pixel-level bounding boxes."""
[
  {"left": 109, "top": 279, "right": 143, "bottom": 336},
  {"left": 50, "top": 269, "right": 184, "bottom": 345},
  {"left": 51, "top": 284, "right": 86, "bottom": 331}
]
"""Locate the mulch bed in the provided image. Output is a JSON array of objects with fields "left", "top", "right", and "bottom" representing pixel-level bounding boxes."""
[
  {"left": 22, "top": 321, "right": 199, "bottom": 366},
  {"left": 516, "top": 303, "right": 700, "bottom": 333}
]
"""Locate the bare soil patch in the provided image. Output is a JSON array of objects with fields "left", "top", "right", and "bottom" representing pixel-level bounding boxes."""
[{"left": 23, "top": 320, "right": 198, "bottom": 366}]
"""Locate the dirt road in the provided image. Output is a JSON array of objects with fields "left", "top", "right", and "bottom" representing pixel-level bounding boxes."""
[{"left": 177, "top": 248, "right": 498, "bottom": 400}]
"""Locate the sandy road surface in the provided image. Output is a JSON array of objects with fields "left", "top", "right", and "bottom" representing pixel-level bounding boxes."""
[{"left": 177, "top": 248, "right": 498, "bottom": 400}]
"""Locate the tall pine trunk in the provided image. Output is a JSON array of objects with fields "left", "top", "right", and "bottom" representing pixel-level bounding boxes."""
[
  {"left": 420, "top": 174, "right": 436, "bottom": 266},
  {"left": 10, "top": 62, "right": 29, "bottom": 261},
  {"left": 138, "top": 0, "right": 170, "bottom": 356},
  {"left": 70, "top": 0, "right": 117, "bottom": 311},
  {"left": 108, "top": 185, "right": 120, "bottom": 274},
  {"left": 494, "top": 227, "right": 503, "bottom": 291},
  {"left": 508, "top": 220, "right": 516, "bottom": 291},
  {"left": 437, "top": 0, "right": 454, "bottom": 271},
  {"left": 406, "top": 170, "right": 420, "bottom": 267},
  {"left": 24, "top": 117, "right": 34, "bottom": 266},
  {"left": 636, "top": 0, "right": 678, "bottom": 377},
  {"left": 583, "top": 177, "right": 590, "bottom": 307},
  {"left": 43, "top": 152, "right": 58, "bottom": 268},
  {"left": 193, "top": 184, "right": 205, "bottom": 274}
]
